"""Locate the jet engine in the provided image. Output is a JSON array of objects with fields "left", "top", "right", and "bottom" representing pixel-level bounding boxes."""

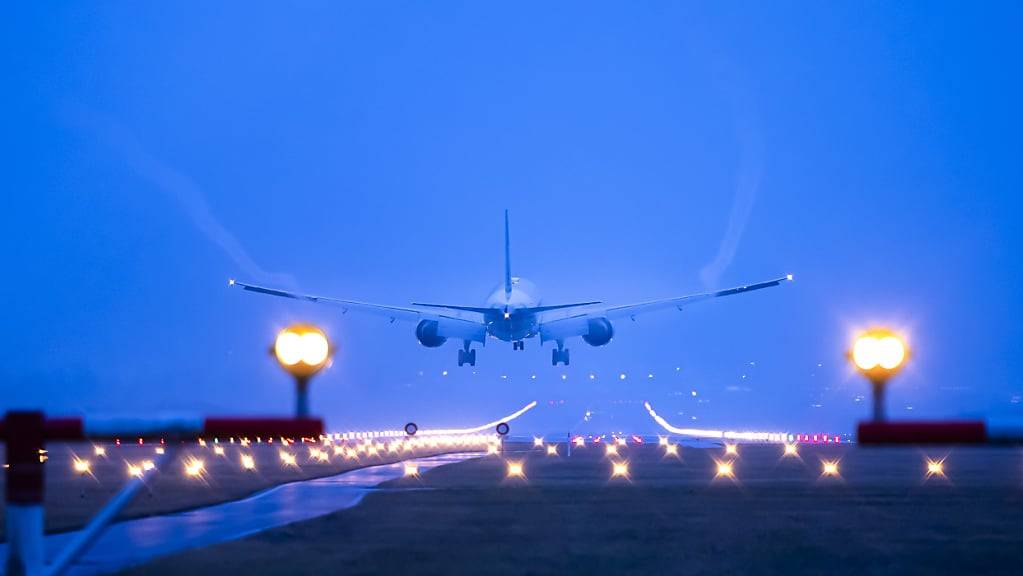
[
  {"left": 415, "top": 320, "right": 447, "bottom": 348},
  {"left": 582, "top": 317, "right": 614, "bottom": 346}
]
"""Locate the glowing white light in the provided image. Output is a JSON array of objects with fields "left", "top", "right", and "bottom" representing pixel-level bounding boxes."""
[
  {"left": 616, "top": 437, "right": 627, "bottom": 447},
  {"left": 619, "top": 373, "right": 626, "bottom": 380},
  {"left": 155, "top": 447, "right": 165, "bottom": 455},
  {"left": 506, "top": 461, "right": 524, "bottom": 478},
  {"left": 877, "top": 336, "right": 905, "bottom": 370},
  {"left": 611, "top": 461, "right": 629, "bottom": 477},
  {"left": 533, "top": 437, "right": 544, "bottom": 448},
  {"left": 213, "top": 446, "right": 225, "bottom": 456},
  {"left": 784, "top": 444, "right": 799, "bottom": 457},
  {"left": 274, "top": 331, "right": 304, "bottom": 366},
  {"left": 821, "top": 460, "right": 840, "bottom": 477},
  {"left": 73, "top": 459, "right": 91, "bottom": 474},
  {"left": 241, "top": 454, "right": 256, "bottom": 470},
  {"left": 725, "top": 444, "right": 738, "bottom": 456},
  {"left": 573, "top": 436, "right": 585, "bottom": 447},
  {"left": 127, "top": 463, "right": 143, "bottom": 478},
  {"left": 184, "top": 459, "right": 205, "bottom": 477},
  {"left": 716, "top": 461, "right": 735, "bottom": 478},
  {"left": 658, "top": 436, "right": 669, "bottom": 446},
  {"left": 926, "top": 458, "right": 946, "bottom": 478},
  {"left": 93, "top": 446, "right": 106, "bottom": 457},
  {"left": 404, "top": 463, "right": 419, "bottom": 477},
  {"left": 605, "top": 444, "right": 618, "bottom": 457},
  {"left": 664, "top": 444, "right": 679, "bottom": 457},
  {"left": 546, "top": 444, "right": 558, "bottom": 456},
  {"left": 142, "top": 460, "right": 156, "bottom": 471},
  {"left": 786, "top": 274, "right": 793, "bottom": 281},
  {"left": 300, "top": 332, "right": 330, "bottom": 365}
]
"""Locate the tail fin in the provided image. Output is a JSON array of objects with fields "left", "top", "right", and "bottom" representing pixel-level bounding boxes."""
[{"left": 504, "top": 209, "right": 512, "bottom": 296}]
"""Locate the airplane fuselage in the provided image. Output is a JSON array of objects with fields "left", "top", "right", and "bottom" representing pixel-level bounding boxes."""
[{"left": 483, "top": 277, "right": 540, "bottom": 342}]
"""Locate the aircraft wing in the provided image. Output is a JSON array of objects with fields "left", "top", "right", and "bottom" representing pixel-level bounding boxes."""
[
  {"left": 230, "top": 280, "right": 487, "bottom": 342},
  {"left": 539, "top": 275, "right": 791, "bottom": 342}
]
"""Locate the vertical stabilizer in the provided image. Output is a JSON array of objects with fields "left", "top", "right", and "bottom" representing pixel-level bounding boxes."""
[{"left": 504, "top": 209, "right": 512, "bottom": 296}]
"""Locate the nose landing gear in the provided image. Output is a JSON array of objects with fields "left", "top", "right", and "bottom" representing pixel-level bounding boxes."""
[{"left": 513, "top": 340, "right": 525, "bottom": 351}]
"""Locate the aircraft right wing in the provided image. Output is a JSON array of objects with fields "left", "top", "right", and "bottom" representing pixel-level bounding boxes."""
[
  {"left": 229, "top": 279, "right": 487, "bottom": 343},
  {"left": 539, "top": 274, "right": 792, "bottom": 343}
]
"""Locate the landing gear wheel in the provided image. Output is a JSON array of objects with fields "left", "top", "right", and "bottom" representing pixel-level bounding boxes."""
[
  {"left": 513, "top": 340, "right": 524, "bottom": 351},
  {"left": 458, "top": 346, "right": 477, "bottom": 367},
  {"left": 496, "top": 422, "right": 510, "bottom": 436},
  {"left": 404, "top": 422, "right": 418, "bottom": 436},
  {"left": 552, "top": 347, "right": 570, "bottom": 366}
]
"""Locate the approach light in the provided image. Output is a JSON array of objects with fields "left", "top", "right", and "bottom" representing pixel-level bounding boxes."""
[
  {"left": 506, "top": 461, "right": 524, "bottom": 478},
  {"left": 850, "top": 329, "right": 908, "bottom": 422},
  {"left": 716, "top": 461, "right": 735, "bottom": 478},
  {"left": 611, "top": 461, "right": 629, "bottom": 478},
  {"left": 821, "top": 460, "right": 840, "bottom": 477},
  {"left": 184, "top": 459, "right": 205, "bottom": 477},
  {"left": 273, "top": 324, "right": 333, "bottom": 417}
]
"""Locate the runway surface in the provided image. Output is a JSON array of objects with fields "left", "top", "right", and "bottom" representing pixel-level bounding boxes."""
[
  {"left": 0, "top": 452, "right": 480, "bottom": 576},
  {"left": 120, "top": 442, "right": 1023, "bottom": 576}
]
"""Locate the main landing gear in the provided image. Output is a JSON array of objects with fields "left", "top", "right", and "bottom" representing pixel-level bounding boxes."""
[
  {"left": 552, "top": 340, "right": 570, "bottom": 366},
  {"left": 458, "top": 340, "right": 476, "bottom": 367},
  {"left": 513, "top": 340, "right": 525, "bottom": 351}
]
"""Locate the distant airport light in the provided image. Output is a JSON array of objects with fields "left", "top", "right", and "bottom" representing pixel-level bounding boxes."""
[
  {"left": 241, "top": 454, "right": 256, "bottom": 470},
  {"left": 213, "top": 445, "right": 225, "bottom": 456},
  {"left": 605, "top": 444, "right": 619, "bottom": 457},
  {"left": 546, "top": 444, "right": 558, "bottom": 456},
  {"left": 273, "top": 324, "right": 333, "bottom": 418},
  {"left": 155, "top": 447, "right": 166, "bottom": 455},
  {"left": 783, "top": 444, "right": 799, "bottom": 457},
  {"left": 127, "top": 463, "right": 143, "bottom": 478},
  {"left": 142, "top": 460, "right": 156, "bottom": 471},
  {"left": 611, "top": 461, "right": 629, "bottom": 478},
  {"left": 821, "top": 460, "right": 840, "bottom": 477},
  {"left": 533, "top": 437, "right": 544, "bottom": 448},
  {"left": 404, "top": 463, "right": 419, "bottom": 477},
  {"left": 615, "top": 437, "right": 627, "bottom": 447},
  {"left": 93, "top": 446, "right": 106, "bottom": 457},
  {"left": 573, "top": 436, "right": 586, "bottom": 447},
  {"left": 925, "top": 458, "right": 946, "bottom": 478},
  {"left": 279, "top": 451, "right": 297, "bottom": 466},
  {"left": 715, "top": 461, "right": 735, "bottom": 478},
  {"left": 658, "top": 436, "right": 669, "bottom": 446},
  {"left": 506, "top": 461, "right": 524, "bottom": 478},
  {"left": 725, "top": 444, "right": 738, "bottom": 456},
  {"left": 664, "top": 444, "right": 679, "bottom": 457},
  {"left": 73, "top": 459, "right": 91, "bottom": 474},
  {"left": 487, "top": 444, "right": 500, "bottom": 455},
  {"left": 850, "top": 329, "right": 908, "bottom": 422}
]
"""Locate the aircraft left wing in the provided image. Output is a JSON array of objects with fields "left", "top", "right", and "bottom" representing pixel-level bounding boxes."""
[
  {"left": 539, "top": 274, "right": 792, "bottom": 342},
  {"left": 229, "top": 279, "right": 487, "bottom": 342}
]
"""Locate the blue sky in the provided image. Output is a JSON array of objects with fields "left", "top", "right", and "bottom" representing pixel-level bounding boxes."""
[{"left": 3, "top": 2, "right": 1021, "bottom": 435}]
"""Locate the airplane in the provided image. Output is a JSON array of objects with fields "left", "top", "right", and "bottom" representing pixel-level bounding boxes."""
[{"left": 230, "top": 210, "right": 792, "bottom": 367}]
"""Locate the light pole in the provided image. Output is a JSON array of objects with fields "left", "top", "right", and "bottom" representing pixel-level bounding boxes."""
[
  {"left": 850, "top": 329, "right": 908, "bottom": 422},
  {"left": 272, "top": 324, "right": 333, "bottom": 418}
]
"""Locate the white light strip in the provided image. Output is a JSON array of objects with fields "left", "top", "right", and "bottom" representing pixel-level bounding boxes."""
[
  {"left": 643, "top": 401, "right": 787, "bottom": 443},
  {"left": 420, "top": 400, "right": 538, "bottom": 436}
]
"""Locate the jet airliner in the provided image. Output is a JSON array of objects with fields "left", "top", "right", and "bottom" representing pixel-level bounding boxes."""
[{"left": 231, "top": 211, "right": 792, "bottom": 366}]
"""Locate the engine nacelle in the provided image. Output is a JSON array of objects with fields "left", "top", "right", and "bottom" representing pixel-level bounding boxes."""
[
  {"left": 582, "top": 317, "right": 614, "bottom": 347},
  {"left": 416, "top": 320, "right": 447, "bottom": 348}
]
